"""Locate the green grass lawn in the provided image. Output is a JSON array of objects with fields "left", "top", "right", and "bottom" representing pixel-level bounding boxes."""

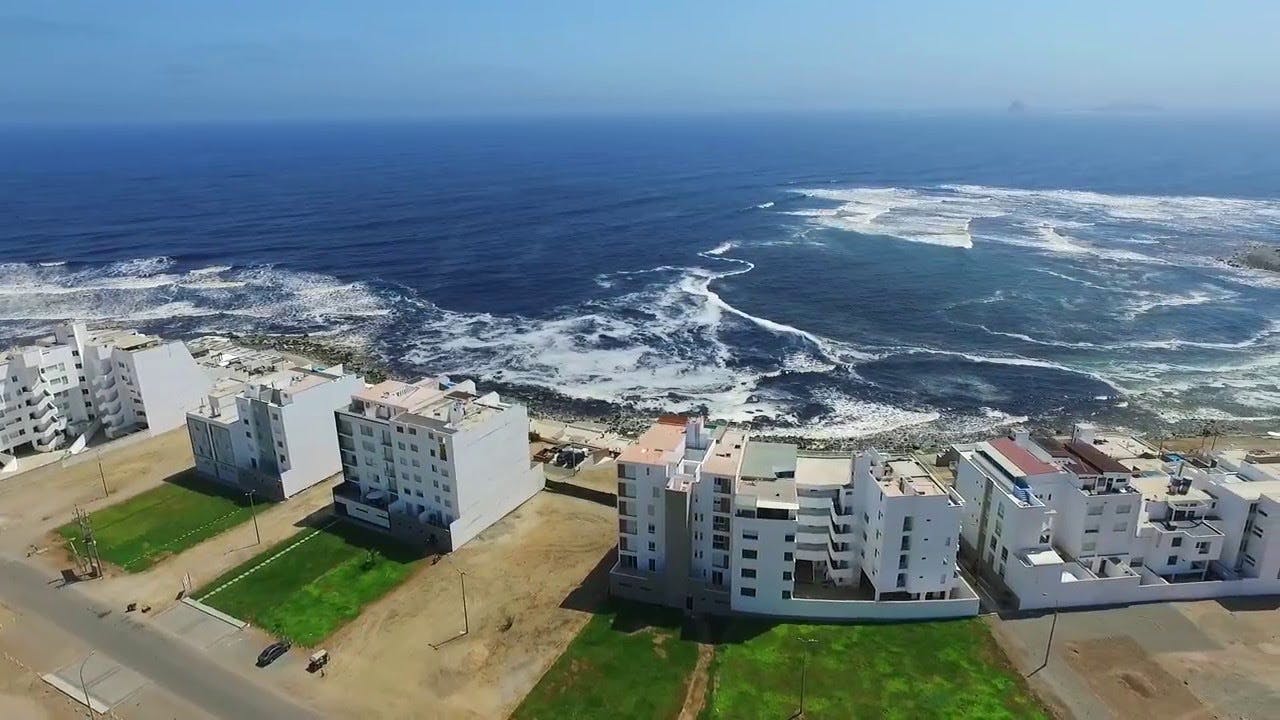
[
  {"left": 57, "top": 472, "right": 261, "bottom": 572},
  {"left": 196, "top": 523, "right": 422, "bottom": 646},
  {"left": 512, "top": 601, "right": 701, "bottom": 720},
  {"left": 701, "top": 618, "right": 1048, "bottom": 720}
]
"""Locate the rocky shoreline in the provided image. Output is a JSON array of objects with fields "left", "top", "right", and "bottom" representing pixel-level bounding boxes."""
[
  {"left": 1225, "top": 243, "right": 1280, "bottom": 274},
  {"left": 230, "top": 333, "right": 1261, "bottom": 452}
]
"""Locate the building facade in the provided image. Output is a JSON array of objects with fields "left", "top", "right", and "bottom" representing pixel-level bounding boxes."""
[
  {"left": 331, "top": 377, "right": 543, "bottom": 551},
  {"left": 952, "top": 424, "right": 1280, "bottom": 610},
  {"left": 186, "top": 365, "right": 363, "bottom": 500},
  {"left": 610, "top": 417, "right": 977, "bottom": 620},
  {"left": 2, "top": 322, "right": 211, "bottom": 465}
]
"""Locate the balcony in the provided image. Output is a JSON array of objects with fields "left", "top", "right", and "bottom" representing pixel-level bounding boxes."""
[
  {"left": 1153, "top": 518, "right": 1224, "bottom": 539},
  {"left": 332, "top": 482, "right": 392, "bottom": 529},
  {"left": 619, "top": 519, "right": 638, "bottom": 536}
]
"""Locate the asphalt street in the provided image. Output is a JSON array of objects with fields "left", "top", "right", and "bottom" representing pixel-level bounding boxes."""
[{"left": 0, "top": 558, "right": 319, "bottom": 720}]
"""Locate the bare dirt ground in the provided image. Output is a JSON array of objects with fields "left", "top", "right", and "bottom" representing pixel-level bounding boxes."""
[
  {"left": 990, "top": 598, "right": 1280, "bottom": 720},
  {"left": 0, "top": 605, "right": 81, "bottom": 720},
  {"left": 0, "top": 428, "right": 196, "bottom": 556},
  {"left": 1161, "top": 434, "right": 1280, "bottom": 455},
  {"left": 277, "top": 489, "right": 618, "bottom": 720}
]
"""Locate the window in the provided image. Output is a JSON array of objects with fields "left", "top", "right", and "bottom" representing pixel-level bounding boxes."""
[
  {"left": 442, "top": 484, "right": 450, "bottom": 492},
  {"left": 741, "top": 568, "right": 756, "bottom": 578},
  {"left": 900, "top": 536, "right": 910, "bottom": 551},
  {"left": 278, "top": 454, "right": 286, "bottom": 463},
  {"left": 996, "top": 503, "right": 1005, "bottom": 519},
  {"left": 896, "top": 573, "right": 907, "bottom": 588},
  {"left": 647, "top": 504, "right": 655, "bottom": 516},
  {"left": 782, "top": 590, "right": 792, "bottom": 599},
  {"left": 742, "top": 549, "right": 758, "bottom": 559},
  {"left": 652, "top": 486, "right": 660, "bottom": 498},
  {"left": 898, "top": 555, "right": 909, "bottom": 569},
  {"left": 398, "top": 442, "right": 405, "bottom": 450},
  {"left": 1195, "top": 541, "right": 1211, "bottom": 554},
  {"left": 396, "top": 426, "right": 404, "bottom": 433},
  {"left": 782, "top": 571, "right": 792, "bottom": 581},
  {"left": 784, "top": 533, "right": 795, "bottom": 542},
  {"left": 1171, "top": 537, "right": 1183, "bottom": 548},
  {"left": 1116, "top": 505, "right": 1132, "bottom": 514},
  {"left": 739, "top": 587, "right": 756, "bottom": 597},
  {"left": 648, "top": 558, "right": 656, "bottom": 572},
  {"left": 1082, "top": 541, "right": 1096, "bottom": 552},
  {"left": 648, "top": 524, "right": 656, "bottom": 534},
  {"left": 1087, "top": 504, "right": 1104, "bottom": 516},
  {"left": 1000, "top": 547, "right": 1008, "bottom": 561},
  {"left": 783, "top": 552, "right": 793, "bottom": 561},
  {"left": 411, "top": 444, "right": 419, "bottom": 452},
  {"left": 1167, "top": 555, "right": 1178, "bottom": 566},
  {"left": 409, "top": 427, "right": 417, "bottom": 435},
  {"left": 648, "top": 541, "right": 656, "bottom": 551},
  {"left": 742, "top": 530, "right": 758, "bottom": 540},
  {"left": 903, "top": 516, "right": 914, "bottom": 531}
]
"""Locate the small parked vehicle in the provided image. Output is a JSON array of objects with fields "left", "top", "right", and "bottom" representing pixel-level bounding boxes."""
[
  {"left": 307, "top": 649, "right": 329, "bottom": 672},
  {"left": 256, "top": 640, "right": 291, "bottom": 667}
]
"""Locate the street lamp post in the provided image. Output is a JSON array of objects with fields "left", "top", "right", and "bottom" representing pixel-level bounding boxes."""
[
  {"left": 1027, "top": 592, "right": 1060, "bottom": 678},
  {"left": 796, "top": 637, "right": 819, "bottom": 718},
  {"left": 96, "top": 455, "right": 108, "bottom": 498},
  {"left": 246, "top": 490, "right": 261, "bottom": 545},
  {"left": 78, "top": 651, "right": 96, "bottom": 719}
]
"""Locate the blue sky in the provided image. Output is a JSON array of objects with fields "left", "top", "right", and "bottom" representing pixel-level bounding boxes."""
[{"left": 4, "top": 1, "right": 1279, "bottom": 122}]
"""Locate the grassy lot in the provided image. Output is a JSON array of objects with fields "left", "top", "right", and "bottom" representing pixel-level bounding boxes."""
[
  {"left": 57, "top": 471, "right": 260, "bottom": 572},
  {"left": 197, "top": 522, "right": 422, "bottom": 646},
  {"left": 512, "top": 601, "right": 700, "bottom": 720},
  {"left": 701, "top": 618, "right": 1048, "bottom": 720}
]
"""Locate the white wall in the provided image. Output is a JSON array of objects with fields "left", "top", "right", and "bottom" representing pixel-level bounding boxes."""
[
  {"left": 130, "top": 342, "right": 212, "bottom": 434},
  {"left": 273, "top": 374, "right": 362, "bottom": 497},
  {"left": 448, "top": 403, "right": 544, "bottom": 550}
]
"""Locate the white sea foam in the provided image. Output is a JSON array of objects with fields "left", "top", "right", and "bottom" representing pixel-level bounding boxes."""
[
  {"left": 788, "top": 184, "right": 1280, "bottom": 265},
  {"left": 755, "top": 201, "right": 774, "bottom": 209}
]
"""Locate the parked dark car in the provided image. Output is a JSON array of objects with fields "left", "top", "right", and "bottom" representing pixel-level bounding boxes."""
[{"left": 256, "top": 640, "right": 291, "bottom": 667}]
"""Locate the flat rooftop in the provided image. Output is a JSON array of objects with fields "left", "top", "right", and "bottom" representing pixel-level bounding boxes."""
[
  {"left": 1025, "top": 548, "right": 1065, "bottom": 567},
  {"left": 795, "top": 454, "right": 852, "bottom": 487},
  {"left": 736, "top": 476, "right": 798, "bottom": 505},
  {"left": 353, "top": 378, "right": 445, "bottom": 412},
  {"left": 740, "top": 441, "right": 797, "bottom": 480},
  {"left": 880, "top": 456, "right": 947, "bottom": 497},
  {"left": 617, "top": 420, "right": 685, "bottom": 466},
  {"left": 702, "top": 427, "right": 747, "bottom": 477},
  {"left": 1131, "top": 475, "right": 1212, "bottom": 504}
]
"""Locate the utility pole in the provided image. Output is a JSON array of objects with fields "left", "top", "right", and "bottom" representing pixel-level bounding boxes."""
[
  {"left": 96, "top": 454, "right": 108, "bottom": 498},
  {"left": 1027, "top": 592, "right": 1060, "bottom": 678},
  {"left": 78, "top": 650, "right": 96, "bottom": 719},
  {"left": 246, "top": 490, "right": 261, "bottom": 545},
  {"left": 459, "top": 570, "right": 469, "bottom": 636},
  {"left": 73, "top": 507, "right": 102, "bottom": 579},
  {"left": 428, "top": 564, "right": 469, "bottom": 649},
  {"left": 795, "top": 637, "right": 819, "bottom": 719}
]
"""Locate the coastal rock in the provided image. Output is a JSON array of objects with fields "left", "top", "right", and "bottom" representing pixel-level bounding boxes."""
[{"left": 1227, "top": 243, "right": 1280, "bottom": 273}]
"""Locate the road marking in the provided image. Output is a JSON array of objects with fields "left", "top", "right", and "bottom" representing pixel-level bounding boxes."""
[{"left": 198, "top": 520, "right": 337, "bottom": 600}]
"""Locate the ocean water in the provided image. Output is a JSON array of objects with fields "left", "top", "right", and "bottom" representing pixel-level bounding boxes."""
[{"left": 3, "top": 114, "right": 1279, "bottom": 439}]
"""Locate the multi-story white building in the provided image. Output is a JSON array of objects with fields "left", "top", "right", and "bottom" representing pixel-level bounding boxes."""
[
  {"left": 952, "top": 424, "right": 1280, "bottom": 610},
  {"left": 186, "top": 365, "right": 363, "bottom": 500},
  {"left": 611, "top": 417, "right": 977, "bottom": 620},
  {"left": 2, "top": 322, "right": 211, "bottom": 467},
  {"left": 331, "top": 377, "right": 543, "bottom": 551}
]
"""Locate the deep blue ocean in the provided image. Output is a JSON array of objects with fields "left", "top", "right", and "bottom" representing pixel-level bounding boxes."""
[{"left": 3, "top": 114, "right": 1279, "bottom": 439}]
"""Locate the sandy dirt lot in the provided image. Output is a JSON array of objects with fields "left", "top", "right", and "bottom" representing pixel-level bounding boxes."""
[
  {"left": 1161, "top": 434, "right": 1280, "bottom": 455},
  {"left": 277, "top": 488, "right": 618, "bottom": 720},
  {"left": 0, "top": 604, "right": 81, "bottom": 720},
  {"left": 990, "top": 598, "right": 1280, "bottom": 720},
  {"left": 0, "top": 428, "right": 196, "bottom": 555}
]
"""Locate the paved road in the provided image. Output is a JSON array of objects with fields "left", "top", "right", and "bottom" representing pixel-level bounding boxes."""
[{"left": 0, "top": 558, "right": 319, "bottom": 720}]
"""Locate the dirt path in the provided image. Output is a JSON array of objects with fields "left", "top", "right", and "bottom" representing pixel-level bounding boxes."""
[{"left": 678, "top": 620, "right": 715, "bottom": 720}]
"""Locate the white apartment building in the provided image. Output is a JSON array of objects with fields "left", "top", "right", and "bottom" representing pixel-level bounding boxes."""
[
  {"left": 2, "top": 322, "right": 211, "bottom": 467},
  {"left": 186, "top": 365, "right": 363, "bottom": 500},
  {"left": 331, "top": 377, "right": 543, "bottom": 551},
  {"left": 953, "top": 424, "right": 1280, "bottom": 610},
  {"left": 611, "top": 417, "right": 977, "bottom": 620}
]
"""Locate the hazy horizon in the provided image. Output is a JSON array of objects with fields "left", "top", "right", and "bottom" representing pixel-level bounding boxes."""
[{"left": 4, "top": 1, "right": 1280, "bottom": 124}]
